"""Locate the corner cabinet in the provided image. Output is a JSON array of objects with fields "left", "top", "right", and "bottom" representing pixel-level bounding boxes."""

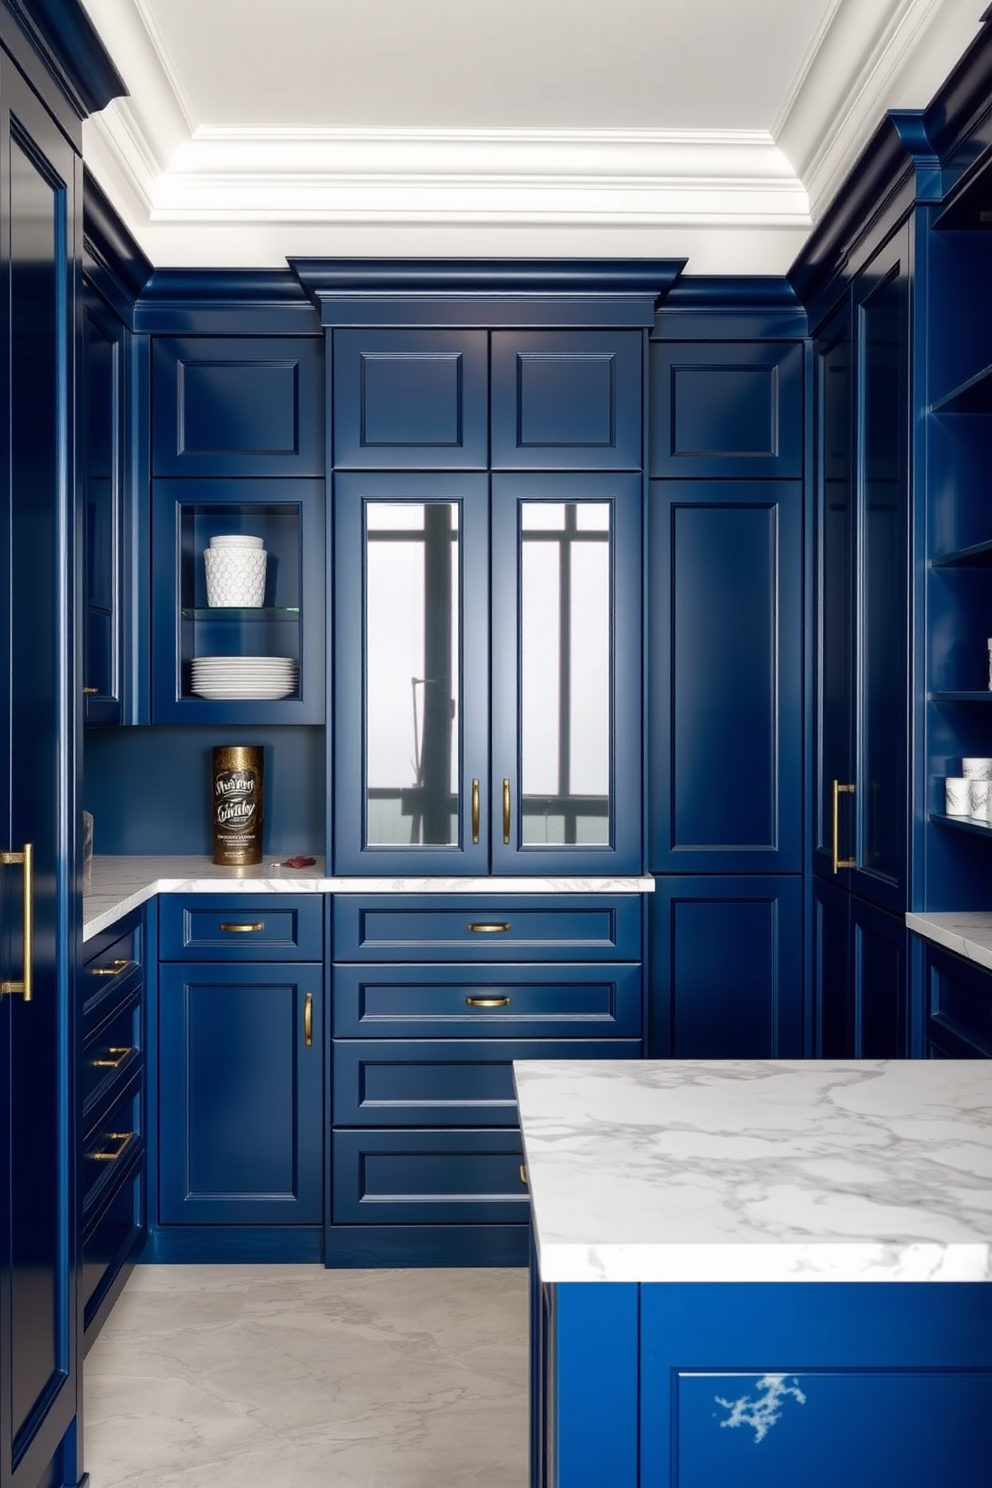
[{"left": 333, "top": 470, "right": 643, "bottom": 872}]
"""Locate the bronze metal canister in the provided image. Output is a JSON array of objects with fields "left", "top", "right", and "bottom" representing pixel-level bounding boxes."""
[{"left": 211, "top": 745, "right": 264, "bottom": 865}]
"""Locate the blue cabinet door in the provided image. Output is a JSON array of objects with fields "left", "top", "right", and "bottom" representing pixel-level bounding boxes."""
[
  {"left": 152, "top": 335, "right": 325, "bottom": 477},
  {"left": 648, "top": 480, "right": 802, "bottom": 873},
  {"left": 332, "top": 1127, "right": 530, "bottom": 1225},
  {"left": 158, "top": 964, "right": 323, "bottom": 1223},
  {"left": 82, "top": 287, "right": 126, "bottom": 726},
  {"left": 649, "top": 341, "right": 804, "bottom": 479},
  {"left": 813, "top": 879, "right": 911, "bottom": 1058},
  {"left": 648, "top": 876, "right": 804, "bottom": 1057},
  {"left": 491, "top": 330, "right": 643, "bottom": 469},
  {"left": 0, "top": 53, "right": 79, "bottom": 1488},
  {"left": 333, "top": 328, "right": 488, "bottom": 468},
  {"left": 921, "top": 940, "right": 992, "bottom": 1057}
]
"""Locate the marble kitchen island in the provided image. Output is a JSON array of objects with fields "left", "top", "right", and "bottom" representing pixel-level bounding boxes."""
[{"left": 514, "top": 1058, "right": 992, "bottom": 1488}]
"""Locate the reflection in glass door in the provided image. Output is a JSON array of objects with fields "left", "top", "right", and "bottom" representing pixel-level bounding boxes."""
[
  {"left": 365, "top": 502, "right": 460, "bottom": 846},
  {"left": 520, "top": 503, "right": 611, "bottom": 845}
]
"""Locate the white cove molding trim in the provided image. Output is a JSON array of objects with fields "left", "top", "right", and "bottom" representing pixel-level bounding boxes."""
[{"left": 78, "top": 0, "right": 989, "bottom": 274}]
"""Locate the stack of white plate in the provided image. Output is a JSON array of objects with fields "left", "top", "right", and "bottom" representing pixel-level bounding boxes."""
[{"left": 191, "top": 656, "right": 297, "bottom": 700}]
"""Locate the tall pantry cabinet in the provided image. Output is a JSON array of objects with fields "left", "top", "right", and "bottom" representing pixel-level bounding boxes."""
[{"left": 0, "top": 5, "right": 123, "bottom": 1488}]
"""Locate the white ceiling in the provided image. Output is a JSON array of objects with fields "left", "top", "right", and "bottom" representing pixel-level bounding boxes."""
[{"left": 78, "top": 0, "right": 988, "bottom": 274}]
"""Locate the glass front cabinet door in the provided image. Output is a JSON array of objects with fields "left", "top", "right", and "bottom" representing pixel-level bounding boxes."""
[{"left": 333, "top": 471, "right": 642, "bottom": 873}]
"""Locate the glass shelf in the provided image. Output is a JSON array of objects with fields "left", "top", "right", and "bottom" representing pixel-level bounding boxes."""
[
  {"left": 929, "top": 812, "right": 992, "bottom": 837},
  {"left": 930, "top": 362, "right": 992, "bottom": 414},
  {"left": 930, "top": 691, "right": 992, "bottom": 702},
  {"left": 931, "top": 538, "right": 992, "bottom": 568},
  {"left": 181, "top": 606, "right": 300, "bottom": 620}
]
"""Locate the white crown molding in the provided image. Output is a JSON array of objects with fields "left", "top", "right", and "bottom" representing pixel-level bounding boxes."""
[{"left": 778, "top": 0, "right": 987, "bottom": 223}]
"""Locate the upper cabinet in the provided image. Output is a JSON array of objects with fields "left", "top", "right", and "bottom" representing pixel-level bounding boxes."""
[
  {"left": 811, "top": 222, "right": 913, "bottom": 915},
  {"left": 649, "top": 341, "right": 803, "bottom": 479},
  {"left": 333, "top": 468, "right": 643, "bottom": 873},
  {"left": 333, "top": 328, "right": 488, "bottom": 468},
  {"left": 152, "top": 336, "right": 324, "bottom": 477}
]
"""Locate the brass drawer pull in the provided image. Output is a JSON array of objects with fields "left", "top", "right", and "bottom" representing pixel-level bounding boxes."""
[
  {"left": 471, "top": 777, "right": 480, "bottom": 845},
  {"left": 304, "top": 992, "right": 313, "bottom": 1048},
  {"left": 91, "top": 1046, "right": 134, "bottom": 1070},
  {"left": 1, "top": 842, "right": 33, "bottom": 1000},
  {"left": 87, "top": 1131, "right": 135, "bottom": 1162},
  {"left": 219, "top": 922, "right": 264, "bottom": 933},
  {"left": 90, "top": 958, "right": 133, "bottom": 978},
  {"left": 465, "top": 996, "right": 511, "bottom": 1008},
  {"left": 502, "top": 777, "right": 511, "bottom": 845},
  {"left": 519, "top": 1164, "right": 528, "bottom": 1186},
  {"left": 831, "top": 780, "right": 856, "bottom": 873},
  {"left": 466, "top": 922, "right": 511, "bottom": 934},
  {"left": 83, "top": 686, "right": 100, "bottom": 695}
]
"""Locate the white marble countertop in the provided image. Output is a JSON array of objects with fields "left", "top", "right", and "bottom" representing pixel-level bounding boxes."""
[
  {"left": 906, "top": 912, "right": 992, "bottom": 974},
  {"left": 82, "top": 854, "right": 654, "bottom": 941},
  {"left": 514, "top": 1058, "right": 992, "bottom": 1285}
]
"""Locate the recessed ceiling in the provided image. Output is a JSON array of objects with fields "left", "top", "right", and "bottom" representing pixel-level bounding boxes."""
[{"left": 78, "top": 0, "right": 988, "bottom": 273}]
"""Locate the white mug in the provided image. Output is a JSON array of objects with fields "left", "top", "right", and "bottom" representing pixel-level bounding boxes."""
[
  {"left": 969, "top": 778, "right": 991, "bottom": 820},
  {"left": 945, "top": 777, "right": 971, "bottom": 816},
  {"left": 961, "top": 758, "right": 992, "bottom": 779}
]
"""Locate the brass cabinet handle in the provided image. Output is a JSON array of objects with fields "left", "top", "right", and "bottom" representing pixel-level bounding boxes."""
[
  {"left": 519, "top": 1164, "right": 528, "bottom": 1186},
  {"left": 91, "top": 1046, "right": 134, "bottom": 1070},
  {"left": 502, "top": 777, "right": 511, "bottom": 845},
  {"left": 87, "top": 1131, "right": 135, "bottom": 1162},
  {"left": 219, "top": 922, "right": 264, "bottom": 933},
  {"left": 90, "top": 958, "right": 133, "bottom": 978},
  {"left": 82, "top": 686, "right": 100, "bottom": 695},
  {"left": 831, "top": 780, "right": 857, "bottom": 873},
  {"left": 465, "top": 995, "right": 511, "bottom": 1008},
  {"left": 1, "top": 842, "right": 33, "bottom": 1001},
  {"left": 471, "top": 778, "right": 480, "bottom": 845},
  {"left": 304, "top": 992, "right": 313, "bottom": 1048},
  {"left": 466, "top": 923, "right": 511, "bottom": 933}
]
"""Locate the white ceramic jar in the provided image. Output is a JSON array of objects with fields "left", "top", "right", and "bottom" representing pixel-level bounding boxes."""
[{"left": 204, "top": 534, "right": 267, "bottom": 607}]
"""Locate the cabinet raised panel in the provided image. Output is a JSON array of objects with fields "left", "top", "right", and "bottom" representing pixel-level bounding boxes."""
[
  {"left": 333, "top": 328, "right": 488, "bottom": 468},
  {"left": 491, "top": 330, "right": 642, "bottom": 469},
  {"left": 649, "top": 876, "right": 803, "bottom": 1057},
  {"left": 152, "top": 336, "right": 325, "bottom": 476},
  {"left": 649, "top": 480, "right": 802, "bottom": 873},
  {"left": 649, "top": 341, "right": 803, "bottom": 478}
]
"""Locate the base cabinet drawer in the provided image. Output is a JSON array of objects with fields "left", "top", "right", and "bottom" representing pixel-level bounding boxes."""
[
  {"left": 82, "top": 1072, "right": 143, "bottom": 1217},
  {"left": 82, "top": 1162, "right": 143, "bottom": 1344},
  {"left": 333, "top": 896, "right": 642, "bottom": 961},
  {"left": 333, "top": 1038, "right": 641, "bottom": 1126},
  {"left": 332, "top": 963, "right": 644, "bottom": 1038},
  {"left": 159, "top": 894, "right": 324, "bottom": 961},
  {"left": 332, "top": 1128, "right": 530, "bottom": 1225}
]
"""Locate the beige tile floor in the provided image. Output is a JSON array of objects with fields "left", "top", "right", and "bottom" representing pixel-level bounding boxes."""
[{"left": 84, "top": 1264, "right": 529, "bottom": 1488}]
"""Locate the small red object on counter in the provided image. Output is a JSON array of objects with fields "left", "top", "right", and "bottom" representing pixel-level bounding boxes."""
[{"left": 281, "top": 855, "right": 317, "bottom": 869}]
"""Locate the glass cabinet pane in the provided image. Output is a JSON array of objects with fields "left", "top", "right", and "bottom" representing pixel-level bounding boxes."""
[
  {"left": 519, "top": 501, "right": 611, "bottom": 846},
  {"left": 365, "top": 502, "right": 460, "bottom": 846}
]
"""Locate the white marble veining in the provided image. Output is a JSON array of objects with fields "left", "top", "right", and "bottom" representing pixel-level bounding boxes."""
[
  {"left": 82, "top": 854, "right": 654, "bottom": 941},
  {"left": 907, "top": 911, "right": 992, "bottom": 974},
  {"left": 514, "top": 1058, "right": 992, "bottom": 1284}
]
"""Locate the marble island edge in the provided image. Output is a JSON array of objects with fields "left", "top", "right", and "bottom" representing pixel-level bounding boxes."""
[
  {"left": 82, "top": 854, "right": 655, "bottom": 941},
  {"left": 514, "top": 1057, "right": 992, "bottom": 1285}
]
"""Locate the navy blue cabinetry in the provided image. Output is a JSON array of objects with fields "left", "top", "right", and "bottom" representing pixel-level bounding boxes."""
[
  {"left": 812, "top": 878, "right": 911, "bottom": 1057},
  {"left": 334, "top": 469, "right": 643, "bottom": 873},
  {"left": 329, "top": 894, "right": 643, "bottom": 1266},
  {"left": 151, "top": 477, "right": 325, "bottom": 724},
  {"left": 81, "top": 287, "right": 126, "bottom": 725},
  {"left": 648, "top": 479, "right": 802, "bottom": 875},
  {"left": 152, "top": 335, "right": 324, "bottom": 477},
  {"left": 919, "top": 940, "right": 992, "bottom": 1057},
  {"left": 491, "top": 330, "right": 643, "bottom": 469},
  {"left": 649, "top": 340, "right": 803, "bottom": 479},
  {"left": 153, "top": 896, "right": 324, "bottom": 1258},
  {"left": 79, "top": 911, "right": 146, "bottom": 1350},
  {"left": 333, "top": 328, "right": 488, "bottom": 468},
  {"left": 649, "top": 876, "right": 803, "bottom": 1057}
]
